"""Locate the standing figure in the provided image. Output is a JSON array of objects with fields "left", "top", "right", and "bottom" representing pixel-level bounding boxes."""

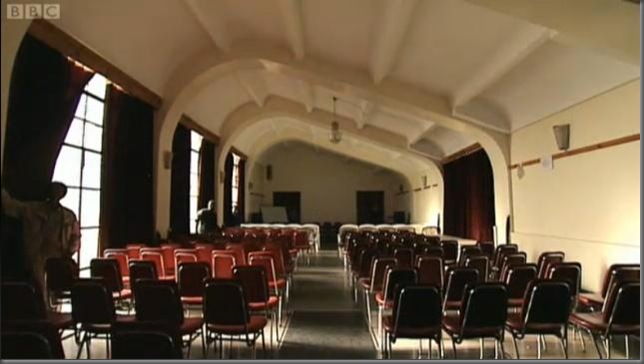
[
  {"left": 1, "top": 182, "right": 81, "bottom": 302},
  {"left": 196, "top": 199, "right": 218, "bottom": 235}
]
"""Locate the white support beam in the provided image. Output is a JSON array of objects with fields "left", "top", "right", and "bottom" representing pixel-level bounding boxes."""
[
  {"left": 408, "top": 123, "right": 437, "bottom": 146},
  {"left": 451, "top": 27, "right": 554, "bottom": 108},
  {"left": 235, "top": 72, "right": 268, "bottom": 107},
  {"left": 369, "top": 0, "right": 419, "bottom": 84},
  {"left": 358, "top": 101, "right": 376, "bottom": 129},
  {"left": 297, "top": 80, "right": 315, "bottom": 112},
  {"left": 278, "top": 0, "right": 305, "bottom": 60},
  {"left": 184, "top": 0, "right": 231, "bottom": 51}
]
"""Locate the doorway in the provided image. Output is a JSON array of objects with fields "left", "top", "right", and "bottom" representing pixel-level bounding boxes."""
[
  {"left": 356, "top": 191, "right": 384, "bottom": 224},
  {"left": 273, "top": 191, "right": 302, "bottom": 223}
]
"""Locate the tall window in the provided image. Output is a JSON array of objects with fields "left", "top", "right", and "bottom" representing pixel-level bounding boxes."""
[
  {"left": 53, "top": 74, "right": 107, "bottom": 269},
  {"left": 189, "top": 131, "right": 203, "bottom": 233},
  {"left": 231, "top": 153, "right": 241, "bottom": 215}
]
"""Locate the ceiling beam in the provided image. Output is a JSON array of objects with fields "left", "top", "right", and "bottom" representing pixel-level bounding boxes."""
[
  {"left": 184, "top": 0, "right": 231, "bottom": 51},
  {"left": 358, "top": 101, "right": 376, "bottom": 129},
  {"left": 297, "top": 80, "right": 315, "bottom": 112},
  {"left": 369, "top": 0, "right": 419, "bottom": 84},
  {"left": 278, "top": 0, "right": 306, "bottom": 60},
  {"left": 451, "top": 26, "right": 554, "bottom": 108},
  {"left": 235, "top": 72, "right": 268, "bottom": 107},
  {"left": 408, "top": 123, "right": 437, "bottom": 146}
]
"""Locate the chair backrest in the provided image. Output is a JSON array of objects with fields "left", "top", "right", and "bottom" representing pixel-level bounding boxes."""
[
  {"left": 125, "top": 244, "right": 144, "bottom": 260},
  {"left": 521, "top": 280, "right": 571, "bottom": 327},
  {"left": 422, "top": 246, "right": 444, "bottom": 260},
  {"left": 129, "top": 260, "right": 157, "bottom": 297},
  {"left": 249, "top": 254, "right": 278, "bottom": 287},
  {"left": 601, "top": 264, "right": 640, "bottom": 298},
  {"left": 90, "top": 258, "right": 123, "bottom": 292},
  {"left": 383, "top": 268, "right": 418, "bottom": 301},
  {"left": 537, "top": 251, "right": 565, "bottom": 278},
  {"left": 226, "top": 244, "right": 248, "bottom": 266},
  {"left": 461, "top": 283, "right": 508, "bottom": 330},
  {"left": 416, "top": 256, "right": 444, "bottom": 289},
  {"left": 392, "top": 285, "right": 441, "bottom": 335},
  {"left": 111, "top": 321, "right": 182, "bottom": 359},
  {"left": 464, "top": 255, "right": 489, "bottom": 282},
  {"left": 103, "top": 249, "right": 130, "bottom": 279},
  {"left": 492, "top": 244, "right": 518, "bottom": 269},
  {"left": 1, "top": 321, "right": 65, "bottom": 359},
  {"left": 477, "top": 241, "right": 495, "bottom": 258},
  {"left": 174, "top": 249, "right": 198, "bottom": 270},
  {"left": 2, "top": 282, "right": 46, "bottom": 320},
  {"left": 440, "top": 240, "right": 459, "bottom": 262},
  {"left": 443, "top": 267, "right": 479, "bottom": 303},
  {"left": 504, "top": 263, "right": 538, "bottom": 299},
  {"left": 603, "top": 281, "right": 639, "bottom": 327},
  {"left": 261, "top": 248, "right": 286, "bottom": 277},
  {"left": 45, "top": 257, "right": 79, "bottom": 294},
  {"left": 203, "top": 279, "right": 250, "bottom": 327},
  {"left": 195, "top": 245, "right": 214, "bottom": 264},
  {"left": 177, "top": 262, "right": 210, "bottom": 298},
  {"left": 499, "top": 252, "right": 527, "bottom": 281},
  {"left": 369, "top": 257, "right": 397, "bottom": 292},
  {"left": 394, "top": 248, "right": 413, "bottom": 269},
  {"left": 357, "top": 248, "right": 378, "bottom": 277},
  {"left": 546, "top": 262, "right": 581, "bottom": 298},
  {"left": 160, "top": 243, "right": 181, "bottom": 274},
  {"left": 140, "top": 249, "right": 165, "bottom": 278},
  {"left": 233, "top": 266, "right": 270, "bottom": 304},
  {"left": 459, "top": 246, "right": 482, "bottom": 266},
  {"left": 212, "top": 252, "right": 236, "bottom": 279},
  {"left": 134, "top": 279, "right": 184, "bottom": 325},
  {"left": 71, "top": 278, "right": 115, "bottom": 325}
]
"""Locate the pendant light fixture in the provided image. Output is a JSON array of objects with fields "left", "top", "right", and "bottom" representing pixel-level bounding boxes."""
[{"left": 329, "top": 96, "right": 342, "bottom": 144}]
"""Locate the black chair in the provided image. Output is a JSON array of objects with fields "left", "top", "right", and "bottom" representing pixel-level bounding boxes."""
[
  {"left": 111, "top": 321, "right": 183, "bottom": 359},
  {"left": 90, "top": 258, "right": 132, "bottom": 307},
  {"left": 498, "top": 252, "right": 527, "bottom": 282},
  {"left": 442, "top": 267, "right": 479, "bottom": 311},
  {"left": 375, "top": 268, "right": 418, "bottom": 353},
  {"left": 177, "top": 262, "right": 211, "bottom": 306},
  {"left": 490, "top": 244, "right": 518, "bottom": 280},
  {"left": 360, "top": 257, "right": 397, "bottom": 330},
  {"left": 440, "top": 240, "right": 459, "bottom": 265},
  {"left": 394, "top": 248, "right": 413, "bottom": 269},
  {"left": 570, "top": 281, "right": 640, "bottom": 359},
  {"left": 458, "top": 246, "right": 482, "bottom": 266},
  {"left": 464, "top": 255, "right": 489, "bottom": 282},
  {"left": 352, "top": 248, "right": 378, "bottom": 302},
  {"left": 536, "top": 251, "right": 565, "bottom": 279},
  {"left": 442, "top": 282, "right": 509, "bottom": 359},
  {"left": 416, "top": 256, "right": 443, "bottom": 290},
  {"left": 133, "top": 279, "right": 205, "bottom": 358},
  {"left": 45, "top": 257, "right": 79, "bottom": 309},
  {"left": 546, "top": 262, "right": 581, "bottom": 311},
  {"left": 505, "top": 280, "right": 572, "bottom": 359},
  {"left": 578, "top": 264, "right": 639, "bottom": 310},
  {"left": 203, "top": 279, "right": 268, "bottom": 359},
  {"left": 503, "top": 264, "right": 538, "bottom": 308},
  {"left": 383, "top": 286, "right": 443, "bottom": 359},
  {"left": 1, "top": 320, "right": 65, "bottom": 359}
]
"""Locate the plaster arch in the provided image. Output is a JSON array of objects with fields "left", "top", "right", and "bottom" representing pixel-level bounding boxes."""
[{"left": 154, "top": 45, "right": 510, "bottom": 242}]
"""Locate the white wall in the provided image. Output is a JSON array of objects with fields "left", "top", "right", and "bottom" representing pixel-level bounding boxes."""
[
  {"left": 251, "top": 142, "right": 408, "bottom": 223},
  {"left": 510, "top": 79, "right": 640, "bottom": 292}
]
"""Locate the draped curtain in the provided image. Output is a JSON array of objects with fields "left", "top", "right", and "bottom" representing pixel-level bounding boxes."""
[
  {"left": 2, "top": 34, "right": 94, "bottom": 200},
  {"left": 169, "top": 124, "right": 191, "bottom": 235},
  {"left": 443, "top": 149, "right": 496, "bottom": 242},
  {"left": 197, "top": 140, "right": 216, "bottom": 209},
  {"left": 100, "top": 86, "right": 155, "bottom": 249},
  {"left": 223, "top": 153, "right": 234, "bottom": 226}
]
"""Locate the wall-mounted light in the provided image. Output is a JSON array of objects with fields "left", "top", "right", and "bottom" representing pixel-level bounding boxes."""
[{"left": 553, "top": 124, "right": 570, "bottom": 151}]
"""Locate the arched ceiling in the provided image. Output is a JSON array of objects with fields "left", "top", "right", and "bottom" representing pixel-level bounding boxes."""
[{"left": 52, "top": 0, "right": 640, "bottom": 160}]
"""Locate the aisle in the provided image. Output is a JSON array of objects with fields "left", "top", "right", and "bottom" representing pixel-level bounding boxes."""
[{"left": 277, "top": 251, "right": 377, "bottom": 359}]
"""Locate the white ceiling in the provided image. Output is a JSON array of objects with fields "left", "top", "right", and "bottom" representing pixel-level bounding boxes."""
[{"left": 51, "top": 0, "right": 640, "bottom": 163}]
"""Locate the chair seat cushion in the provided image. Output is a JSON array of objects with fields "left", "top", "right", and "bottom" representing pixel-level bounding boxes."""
[
  {"left": 443, "top": 300, "right": 461, "bottom": 310},
  {"left": 442, "top": 314, "right": 502, "bottom": 338},
  {"left": 180, "top": 317, "right": 204, "bottom": 335},
  {"left": 113, "top": 289, "right": 132, "bottom": 299},
  {"left": 181, "top": 296, "right": 203, "bottom": 305},
  {"left": 249, "top": 296, "right": 279, "bottom": 310},
  {"left": 207, "top": 316, "right": 267, "bottom": 335},
  {"left": 269, "top": 278, "right": 287, "bottom": 290},
  {"left": 82, "top": 315, "right": 136, "bottom": 333},
  {"left": 383, "top": 315, "right": 441, "bottom": 338},
  {"left": 569, "top": 312, "right": 639, "bottom": 335},
  {"left": 505, "top": 312, "right": 564, "bottom": 335},
  {"left": 578, "top": 293, "right": 603, "bottom": 307},
  {"left": 507, "top": 298, "right": 524, "bottom": 308},
  {"left": 374, "top": 292, "right": 393, "bottom": 308},
  {"left": 47, "top": 312, "right": 73, "bottom": 330},
  {"left": 358, "top": 278, "right": 371, "bottom": 290}
]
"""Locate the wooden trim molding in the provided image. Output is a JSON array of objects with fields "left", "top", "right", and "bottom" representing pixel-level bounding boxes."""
[
  {"left": 413, "top": 188, "right": 422, "bottom": 192},
  {"left": 27, "top": 20, "right": 162, "bottom": 108},
  {"left": 442, "top": 143, "right": 482, "bottom": 165},
  {"left": 509, "top": 133, "right": 640, "bottom": 170},
  {"left": 180, "top": 115, "right": 220, "bottom": 144},
  {"left": 231, "top": 147, "right": 248, "bottom": 160}
]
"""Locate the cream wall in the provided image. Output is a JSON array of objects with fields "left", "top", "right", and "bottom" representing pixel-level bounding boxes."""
[
  {"left": 510, "top": 79, "right": 640, "bottom": 292},
  {"left": 252, "top": 142, "right": 408, "bottom": 223}
]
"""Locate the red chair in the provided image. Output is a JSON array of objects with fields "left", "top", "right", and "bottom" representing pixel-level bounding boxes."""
[
  {"left": 195, "top": 245, "right": 214, "bottom": 265},
  {"left": 103, "top": 249, "right": 130, "bottom": 286},
  {"left": 212, "top": 251, "right": 237, "bottom": 279},
  {"left": 249, "top": 254, "right": 286, "bottom": 328},
  {"left": 125, "top": 244, "right": 144, "bottom": 261},
  {"left": 160, "top": 243, "right": 181, "bottom": 277},
  {"left": 225, "top": 244, "right": 247, "bottom": 266},
  {"left": 141, "top": 248, "right": 172, "bottom": 280},
  {"left": 174, "top": 249, "right": 198, "bottom": 275}
]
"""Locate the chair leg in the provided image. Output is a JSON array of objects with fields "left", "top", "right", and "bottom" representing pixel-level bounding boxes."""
[
  {"left": 578, "top": 326, "right": 587, "bottom": 352},
  {"left": 261, "top": 330, "right": 266, "bottom": 359},
  {"left": 418, "top": 339, "right": 423, "bottom": 359},
  {"left": 479, "top": 338, "right": 484, "bottom": 359},
  {"left": 590, "top": 332, "right": 603, "bottom": 359},
  {"left": 559, "top": 336, "right": 568, "bottom": 359},
  {"left": 364, "top": 290, "right": 371, "bottom": 326},
  {"left": 604, "top": 336, "right": 611, "bottom": 359},
  {"left": 378, "top": 306, "right": 383, "bottom": 351},
  {"left": 428, "top": 339, "right": 432, "bottom": 359},
  {"left": 452, "top": 339, "right": 457, "bottom": 359},
  {"left": 438, "top": 338, "right": 444, "bottom": 359},
  {"left": 76, "top": 331, "right": 86, "bottom": 359},
  {"left": 201, "top": 328, "right": 207, "bottom": 358},
  {"left": 388, "top": 334, "right": 393, "bottom": 359},
  {"left": 625, "top": 335, "right": 630, "bottom": 359},
  {"left": 86, "top": 334, "right": 92, "bottom": 359},
  {"left": 498, "top": 338, "right": 506, "bottom": 360},
  {"left": 186, "top": 334, "right": 192, "bottom": 359},
  {"left": 541, "top": 334, "right": 548, "bottom": 352},
  {"left": 106, "top": 334, "right": 110, "bottom": 359},
  {"left": 229, "top": 336, "right": 233, "bottom": 359},
  {"left": 537, "top": 334, "right": 542, "bottom": 359},
  {"left": 511, "top": 335, "right": 520, "bottom": 359}
]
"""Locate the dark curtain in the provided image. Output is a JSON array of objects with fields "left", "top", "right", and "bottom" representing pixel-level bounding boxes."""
[
  {"left": 2, "top": 34, "right": 94, "bottom": 200},
  {"left": 443, "top": 149, "right": 496, "bottom": 241},
  {"left": 170, "top": 124, "right": 191, "bottom": 235},
  {"left": 100, "top": 86, "right": 155, "bottom": 250},
  {"left": 238, "top": 158, "right": 246, "bottom": 223},
  {"left": 223, "top": 153, "right": 234, "bottom": 226},
  {"left": 197, "top": 140, "right": 215, "bottom": 209}
]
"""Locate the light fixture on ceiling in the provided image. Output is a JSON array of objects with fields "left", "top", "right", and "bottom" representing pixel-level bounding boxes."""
[{"left": 329, "top": 96, "right": 342, "bottom": 144}]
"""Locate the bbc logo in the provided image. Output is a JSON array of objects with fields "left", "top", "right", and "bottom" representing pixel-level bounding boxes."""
[{"left": 6, "top": 4, "right": 60, "bottom": 19}]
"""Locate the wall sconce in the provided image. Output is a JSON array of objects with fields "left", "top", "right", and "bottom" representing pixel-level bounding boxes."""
[
  {"left": 422, "top": 175, "right": 427, "bottom": 188},
  {"left": 553, "top": 124, "right": 570, "bottom": 151},
  {"left": 163, "top": 151, "right": 173, "bottom": 170},
  {"left": 517, "top": 163, "right": 525, "bottom": 179}
]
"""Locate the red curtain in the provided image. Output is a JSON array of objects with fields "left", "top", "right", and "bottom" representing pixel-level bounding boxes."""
[
  {"left": 197, "top": 140, "right": 216, "bottom": 209},
  {"left": 170, "top": 124, "right": 191, "bottom": 235},
  {"left": 443, "top": 149, "right": 496, "bottom": 241},
  {"left": 2, "top": 34, "right": 94, "bottom": 200},
  {"left": 100, "top": 86, "right": 155, "bottom": 249}
]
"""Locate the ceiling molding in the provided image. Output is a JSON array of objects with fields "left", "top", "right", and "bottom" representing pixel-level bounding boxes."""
[
  {"left": 183, "top": 0, "right": 231, "bottom": 51},
  {"left": 297, "top": 79, "right": 315, "bottom": 112},
  {"left": 441, "top": 143, "right": 482, "bottom": 165},
  {"left": 370, "top": 0, "right": 420, "bottom": 84},
  {"left": 278, "top": 0, "right": 306, "bottom": 60},
  {"left": 408, "top": 123, "right": 437, "bottom": 146},
  {"left": 234, "top": 71, "right": 268, "bottom": 107},
  {"left": 358, "top": 101, "right": 376, "bottom": 129}
]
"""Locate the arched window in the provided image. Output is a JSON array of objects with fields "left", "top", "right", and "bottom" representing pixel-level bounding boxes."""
[
  {"left": 189, "top": 130, "right": 203, "bottom": 233},
  {"left": 52, "top": 73, "right": 107, "bottom": 268},
  {"left": 231, "top": 153, "right": 242, "bottom": 215}
]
